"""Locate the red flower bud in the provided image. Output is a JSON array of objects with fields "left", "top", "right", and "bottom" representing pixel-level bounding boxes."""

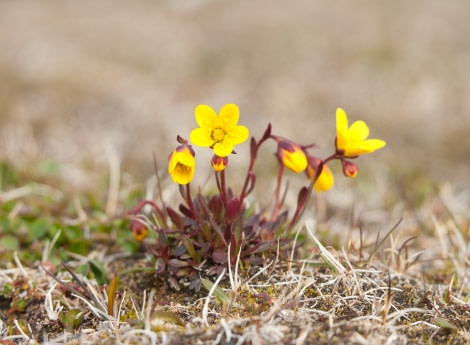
[
  {"left": 342, "top": 160, "right": 358, "bottom": 178},
  {"left": 131, "top": 217, "right": 148, "bottom": 242},
  {"left": 211, "top": 155, "right": 228, "bottom": 172}
]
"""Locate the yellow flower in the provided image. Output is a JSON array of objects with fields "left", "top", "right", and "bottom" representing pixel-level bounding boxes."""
[
  {"left": 306, "top": 157, "right": 334, "bottom": 192},
  {"left": 276, "top": 139, "right": 308, "bottom": 173},
  {"left": 336, "top": 108, "right": 386, "bottom": 158},
  {"left": 189, "top": 104, "right": 249, "bottom": 157},
  {"left": 168, "top": 144, "right": 195, "bottom": 185}
]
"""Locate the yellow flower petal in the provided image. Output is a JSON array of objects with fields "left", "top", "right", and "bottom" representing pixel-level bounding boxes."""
[
  {"left": 195, "top": 104, "right": 218, "bottom": 130},
  {"left": 283, "top": 150, "right": 308, "bottom": 173},
  {"left": 227, "top": 125, "right": 249, "bottom": 145},
  {"left": 218, "top": 104, "right": 239, "bottom": 129},
  {"left": 335, "top": 108, "right": 349, "bottom": 150},
  {"left": 314, "top": 165, "right": 334, "bottom": 192},
  {"left": 177, "top": 149, "right": 196, "bottom": 166},
  {"left": 172, "top": 164, "right": 194, "bottom": 184},
  {"left": 360, "top": 139, "right": 386, "bottom": 152},
  {"left": 213, "top": 141, "right": 234, "bottom": 157},
  {"left": 336, "top": 108, "right": 349, "bottom": 132},
  {"left": 190, "top": 128, "right": 213, "bottom": 147},
  {"left": 348, "top": 120, "right": 369, "bottom": 141}
]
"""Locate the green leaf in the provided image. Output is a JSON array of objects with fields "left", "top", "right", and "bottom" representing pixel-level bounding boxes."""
[
  {"left": 68, "top": 241, "right": 90, "bottom": 255},
  {"left": 63, "top": 225, "right": 82, "bottom": 241},
  {"left": 443, "top": 289, "right": 451, "bottom": 304},
  {"left": 89, "top": 259, "right": 109, "bottom": 285},
  {"left": 152, "top": 311, "right": 185, "bottom": 326},
  {"left": 59, "top": 309, "right": 84, "bottom": 331},
  {"left": 182, "top": 236, "right": 199, "bottom": 263},
  {"left": 0, "top": 216, "right": 10, "bottom": 233},
  {"left": 233, "top": 216, "right": 243, "bottom": 255},
  {"left": 201, "top": 278, "right": 232, "bottom": 305},
  {"left": 434, "top": 318, "right": 458, "bottom": 330},
  {"left": 29, "top": 218, "right": 49, "bottom": 240},
  {"left": 2, "top": 282, "right": 12, "bottom": 295},
  {"left": 77, "top": 264, "right": 88, "bottom": 276},
  {"left": 119, "top": 238, "right": 140, "bottom": 253},
  {"left": 0, "top": 235, "right": 19, "bottom": 250}
]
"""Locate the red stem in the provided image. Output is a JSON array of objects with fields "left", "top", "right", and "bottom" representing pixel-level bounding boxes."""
[
  {"left": 272, "top": 164, "right": 285, "bottom": 220},
  {"left": 287, "top": 152, "right": 340, "bottom": 230},
  {"left": 185, "top": 183, "right": 200, "bottom": 221}
]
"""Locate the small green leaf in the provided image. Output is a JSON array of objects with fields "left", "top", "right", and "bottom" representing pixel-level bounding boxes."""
[
  {"left": 152, "top": 311, "right": 185, "bottom": 326},
  {"left": 119, "top": 238, "right": 140, "bottom": 253},
  {"left": 434, "top": 317, "right": 458, "bottom": 330},
  {"left": 443, "top": 289, "right": 451, "bottom": 304},
  {"left": 68, "top": 241, "right": 90, "bottom": 255},
  {"left": 14, "top": 299, "right": 28, "bottom": 311},
  {"left": 77, "top": 264, "right": 88, "bottom": 276},
  {"left": 201, "top": 278, "right": 232, "bottom": 305},
  {"left": 59, "top": 309, "right": 84, "bottom": 331},
  {"left": 64, "top": 225, "right": 82, "bottom": 241},
  {"left": 2, "top": 282, "right": 12, "bottom": 295},
  {"left": 182, "top": 237, "right": 199, "bottom": 263},
  {"left": 0, "top": 216, "right": 10, "bottom": 233},
  {"left": 29, "top": 218, "right": 49, "bottom": 240},
  {"left": 89, "top": 259, "right": 109, "bottom": 285},
  {"left": 0, "top": 235, "right": 19, "bottom": 250}
]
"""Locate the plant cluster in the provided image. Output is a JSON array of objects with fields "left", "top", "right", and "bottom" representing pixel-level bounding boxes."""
[{"left": 129, "top": 104, "right": 385, "bottom": 290}]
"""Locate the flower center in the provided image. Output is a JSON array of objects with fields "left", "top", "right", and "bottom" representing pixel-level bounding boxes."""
[
  {"left": 211, "top": 128, "right": 225, "bottom": 142},
  {"left": 175, "top": 163, "right": 191, "bottom": 175}
]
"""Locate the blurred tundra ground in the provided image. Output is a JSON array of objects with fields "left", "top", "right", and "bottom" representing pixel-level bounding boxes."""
[{"left": 0, "top": 0, "right": 469, "bottom": 187}]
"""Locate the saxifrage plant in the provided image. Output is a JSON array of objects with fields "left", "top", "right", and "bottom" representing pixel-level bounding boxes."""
[{"left": 129, "top": 104, "right": 385, "bottom": 290}]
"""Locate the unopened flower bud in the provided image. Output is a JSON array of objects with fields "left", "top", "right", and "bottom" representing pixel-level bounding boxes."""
[
  {"left": 211, "top": 155, "right": 228, "bottom": 172},
  {"left": 276, "top": 139, "right": 308, "bottom": 173},
  {"left": 131, "top": 217, "right": 148, "bottom": 242},
  {"left": 342, "top": 160, "right": 358, "bottom": 178}
]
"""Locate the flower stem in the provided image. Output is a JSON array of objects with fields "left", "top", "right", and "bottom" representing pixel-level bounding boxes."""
[
  {"left": 185, "top": 183, "right": 199, "bottom": 221},
  {"left": 239, "top": 156, "right": 256, "bottom": 206},
  {"left": 215, "top": 170, "right": 228, "bottom": 207},
  {"left": 239, "top": 135, "right": 270, "bottom": 208},
  {"left": 128, "top": 200, "right": 166, "bottom": 225},
  {"left": 220, "top": 170, "right": 228, "bottom": 206},
  {"left": 287, "top": 152, "right": 343, "bottom": 230},
  {"left": 272, "top": 164, "right": 285, "bottom": 220}
]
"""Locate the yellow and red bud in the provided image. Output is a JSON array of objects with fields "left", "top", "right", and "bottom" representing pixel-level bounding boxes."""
[
  {"left": 277, "top": 139, "right": 308, "bottom": 173},
  {"left": 168, "top": 143, "right": 196, "bottom": 185},
  {"left": 131, "top": 217, "right": 148, "bottom": 242},
  {"left": 342, "top": 160, "right": 358, "bottom": 178},
  {"left": 211, "top": 155, "right": 228, "bottom": 172}
]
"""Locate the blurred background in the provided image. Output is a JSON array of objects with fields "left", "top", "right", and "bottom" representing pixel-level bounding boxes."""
[{"left": 1, "top": 0, "right": 469, "bottom": 190}]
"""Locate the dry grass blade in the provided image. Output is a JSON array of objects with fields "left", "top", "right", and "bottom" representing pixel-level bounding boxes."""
[
  {"left": 304, "top": 220, "right": 346, "bottom": 274},
  {"left": 366, "top": 218, "right": 403, "bottom": 265},
  {"left": 41, "top": 262, "right": 111, "bottom": 321}
]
